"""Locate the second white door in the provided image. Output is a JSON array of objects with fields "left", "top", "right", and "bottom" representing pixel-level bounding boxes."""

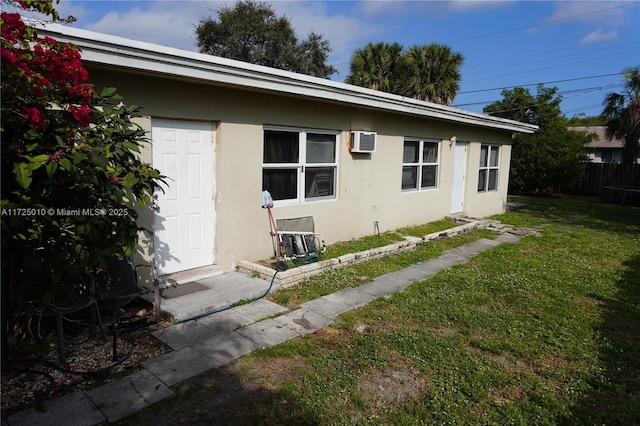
[{"left": 451, "top": 142, "right": 467, "bottom": 214}]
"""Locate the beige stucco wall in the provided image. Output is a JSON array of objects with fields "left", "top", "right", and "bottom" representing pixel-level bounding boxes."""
[{"left": 87, "top": 67, "right": 513, "bottom": 277}]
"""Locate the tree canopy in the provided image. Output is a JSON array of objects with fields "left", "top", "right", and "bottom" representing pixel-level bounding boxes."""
[
  {"left": 195, "top": 0, "right": 336, "bottom": 78},
  {"left": 483, "top": 85, "right": 592, "bottom": 193},
  {"left": 401, "top": 44, "right": 463, "bottom": 104},
  {"left": 345, "top": 42, "right": 464, "bottom": 105},
  {"left": 602, "top": 65, "right": 640, "bottom": 164},
  {"left": 345, "top": 42, "right": 404, "bottom": 93}
]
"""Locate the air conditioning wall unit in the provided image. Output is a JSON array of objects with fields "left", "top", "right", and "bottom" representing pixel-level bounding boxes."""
[{"left": 350, "top": 131, "right": 377, "bottom": 153}]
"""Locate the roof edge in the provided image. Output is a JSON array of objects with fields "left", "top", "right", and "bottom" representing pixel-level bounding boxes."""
[{"left": 39, "top": 22, "right": 538, "bottom": 134}]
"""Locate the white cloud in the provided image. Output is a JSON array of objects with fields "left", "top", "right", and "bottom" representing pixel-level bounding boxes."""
[
  {"left": 51, "top": 1, "right": 390, "bottom": 79},
  {"left": 355, "top": 0, "right": 414, "bottom": 17},
  {"left": 580, "top": 29, "right": 619, "bottom": 45},
  {"left": 57, "top": 1, "right": 227, "bottom": 50},
  {"left": 448, "top": 0, "right": 512, "bottom": 13},
  {"left": 546, "top": 1, "right": 629, "bottom": 27},
  {"left": 355, "top": 0, "right": 509, "bottom": 17},
  {"left": 86, "top": 9, "right": 198, "bottom": 50},
  {"left": 270, "top": 1, "right": 382, "bottom": 78}
]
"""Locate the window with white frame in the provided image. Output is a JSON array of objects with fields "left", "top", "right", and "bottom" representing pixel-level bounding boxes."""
[
  {"left": 402, "top": 139, "right": 439, "bottom": 191},
  {"left": 262, "top": 128, "right": 337, "bottom": 203},
  {"left": 478, "top": 144, "right": 499, "bottom": 192}
]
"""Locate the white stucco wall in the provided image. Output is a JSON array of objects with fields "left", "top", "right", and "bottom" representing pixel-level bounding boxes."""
[{"left": 87, "top": 67, "right": 513, "bottom": 277}]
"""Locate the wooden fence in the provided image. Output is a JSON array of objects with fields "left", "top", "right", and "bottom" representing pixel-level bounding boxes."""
[{"left": 579, "top": 163, "right": 640, "bottom": 204}]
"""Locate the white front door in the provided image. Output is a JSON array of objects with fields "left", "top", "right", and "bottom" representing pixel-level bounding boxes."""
[
  {"left": 451, "top": 142, "right": 467, "bottom": 214},
  {"left": 152, "top": 119, "right": 215, "bottom": 275}
]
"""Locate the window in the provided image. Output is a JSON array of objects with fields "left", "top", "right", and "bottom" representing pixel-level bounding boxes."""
[
  {"left": 402, "top": 139, "right": 439, "bottom": 191},
  {"left": 262, "top": 128, "right": 337, "bottom": 203},
  {"left": 478, "top": 144, "right": 499, "bottom": 192}
]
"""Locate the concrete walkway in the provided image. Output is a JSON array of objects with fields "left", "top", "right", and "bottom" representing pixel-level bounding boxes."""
[{"left": 4, "top": 232, "right": 527, "bottom": 426}]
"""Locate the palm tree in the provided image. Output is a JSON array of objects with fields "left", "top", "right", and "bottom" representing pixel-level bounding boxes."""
[
  {"left": 401, "top": 43, "right": 464, "bottom": 105},
  {"left": 602, "top": 66, "right": 640, "bottom": 164},
  {"left": 345, "top": 42, "right": 404, "bottom": 93}
]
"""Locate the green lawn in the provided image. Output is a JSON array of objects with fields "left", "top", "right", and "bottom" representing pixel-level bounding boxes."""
[{"left": 121, "top": 195, "right": 640, "bottom": 425}]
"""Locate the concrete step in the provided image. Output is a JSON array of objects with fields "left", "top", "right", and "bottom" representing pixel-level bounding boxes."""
[{"left": 140, "top": 272, "right": 278, "bottom": 322}]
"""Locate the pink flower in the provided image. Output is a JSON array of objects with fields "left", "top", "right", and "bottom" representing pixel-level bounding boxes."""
[
  {"left": 23, "top": 106, "right": 44, "bottom": 129},
  {"left": 67, "top": 83, "right": 94, "bottom": 103},
  {"left": 69, "top": 105, "right": 92, "bottom": 126},
  {"left": 1, "top": 47, "right": 17, "bottom": 65},
  {"left": 48, "top": 151, "right": 63, "bottom": 162},
  {"left": 9, "top": 143, "right": 25, "bottom": 156},
  {"left": 1, "top": 13, "right": 26, "bottom": 42}
]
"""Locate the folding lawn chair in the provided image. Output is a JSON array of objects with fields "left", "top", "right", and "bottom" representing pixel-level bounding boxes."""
[{"left": 275, "top": 216, "right": 326, "bottom": 265}]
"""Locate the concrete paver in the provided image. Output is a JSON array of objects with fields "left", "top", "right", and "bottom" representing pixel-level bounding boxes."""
[
  {"left": 5, "top": 390, "right": 105, "bottom": 426},
  {"left": 274, "top": 309, "right": 333, "bottom": 335},
  {"left": 468, "top": 237, "right": 502, "bottom": 250},
  {"left": 231, "top": 299, "right": 288, "bottom": 322},
  {"left": 141, "top": 347, "right": 217, "bottom": 387},
  {"left": 437, "top": 252, "right": 472, "bottom": 265},
  {"left": 191, "top": 330, "right": 260, "bottom": 366},
  {"left": 234, "top": 318, "right": 301, "bottom": 348},
  {"left": 85, "top": 369, "right": 173, "bottom": 423},
  {"left": 392, "top": 264, "right": 436, "bottom": 283},
  {"left": 299, "top": 295, "right": 353, "bottom": 318},
  {"left": 151, "top": 320, "right": 220, "bottom": 350},
  {"left": 495, "top": 233, "right": 523, "bottom": 243},
  {"left": 324, "top": 287, "right": 376, "bottom": 309},
  {"left": 195, "top": 308, "right": 255, "bottom": 333},
  {"left": 357, "top": 273, "right": 412, "bottom": 297}
]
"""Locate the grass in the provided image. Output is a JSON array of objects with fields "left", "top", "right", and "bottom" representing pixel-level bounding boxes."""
[
  {"left": 269, "top": 227, "right": 496, "bottom": 309},
  {"left": 270, "top": 218, "right": 458, "bottom": 269},
  {"left": 322, "top": 218, "right": 457, "bottom": 259},
  {"left": 119, "top": 195, "right": 640, "bottom": 425}
]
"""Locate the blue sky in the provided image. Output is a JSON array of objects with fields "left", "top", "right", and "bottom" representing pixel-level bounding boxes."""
[{"left": 20, "top": 1, "right": 640, "bottom": 117}]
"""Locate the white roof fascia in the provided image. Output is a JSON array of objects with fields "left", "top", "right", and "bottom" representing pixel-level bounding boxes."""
[{"left": 39, "top": 23, "right": 538, "bottom": 134}]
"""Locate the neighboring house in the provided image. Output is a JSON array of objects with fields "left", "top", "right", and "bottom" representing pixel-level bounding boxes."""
[
  {"left": 571, "top": 126, "right": 626, "bottom": 164},
  {"left": 41, "top": 24, "right": 537, "bottom": 286}
]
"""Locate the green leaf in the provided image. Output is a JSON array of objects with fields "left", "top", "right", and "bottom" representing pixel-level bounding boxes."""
[
  {"left": 100, "top": 87, "right": 118, "bottom": 97},
  {"left": 24, "top": 130, "right": 41, "bottom": 141},
  {"left": 90, "top": 156, "right": 107, "bottom": 168},
  {"left": 45, "top": 161, "right": 58, "bottom": 178},
  {"left": 72, "top": 151, "right": 87, "bottom": 164},
  {"left": 122, "top": 141, "right": 140, "bottom": 153},
  {"left": 27, "top": 154, "right": 48, "bottom": 171},
  {"left": 58, "top": 158, "right": 73, "bottom": 171},
  {"left": 13, "top": 163, "right": 32, "bottom": 189}
]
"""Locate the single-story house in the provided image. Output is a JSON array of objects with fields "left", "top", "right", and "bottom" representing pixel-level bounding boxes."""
[
  {"left": 571, "top": 126, "right": 628, "bottom": 164},
  {"left": 41, "top": 24, "right": 537, "bottom": 287}
]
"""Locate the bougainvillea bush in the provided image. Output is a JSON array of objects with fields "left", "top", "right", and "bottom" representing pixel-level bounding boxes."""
[{"left": 1, "top": 0, "right": 164, "bottom": 349}]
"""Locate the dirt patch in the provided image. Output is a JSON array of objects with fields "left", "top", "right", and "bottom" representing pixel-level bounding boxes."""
[
  {"left": 357, "top": 348, "right": 428, "bottom": 406},
  {"left": 234, "top": 355, "right": 309, "bottom": 391},
  {"left": 488, "top": 385, "right": 524, "bottom": 405},
  {"left": 432, "top": 326, "right": 458, "bottom": 337},
  {"left": 466, "top": 345, "right": 530, "bottom": 373}
]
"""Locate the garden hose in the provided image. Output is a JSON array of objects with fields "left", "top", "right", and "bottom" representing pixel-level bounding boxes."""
[{"left": 171, "top": 269, "right": 278, "bottom": 325}]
